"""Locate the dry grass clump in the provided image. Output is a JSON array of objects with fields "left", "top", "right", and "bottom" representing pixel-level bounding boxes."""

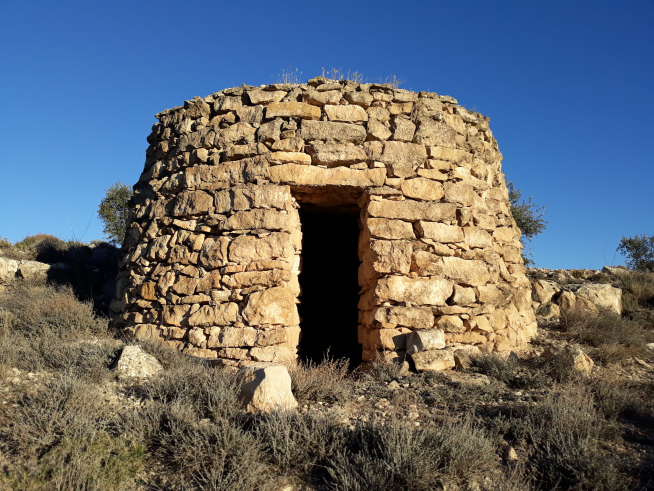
[
  {"left": 558, "top": 308, "right": 653, "bottom": 364},
  {"left": 0, "top": 281, "right": 106, "bottom": 336},
  {"left": 289, "top": 356, "right": 353, "bottom": 404}
]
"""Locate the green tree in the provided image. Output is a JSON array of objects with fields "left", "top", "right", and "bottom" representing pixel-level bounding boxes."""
[
  {"left": 507, "top": 180, "right": 547, "bottom": 266},
  {"left": 617, "top": 234, "right": 654, "bottom": 272},
  {"left": 98, "top": 181, "right": 132, "bottom": 245}
]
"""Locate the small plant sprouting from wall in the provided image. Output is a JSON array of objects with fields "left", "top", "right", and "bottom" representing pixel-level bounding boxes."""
[
  {"left": 272, "top": 67, "right": 405, "bottom": 88},
  {"left": 321, "top": 67, "right": 365, "bottom": 84},
  {"left": 275, "top": 66, "right": 303, "bottom": 84}
]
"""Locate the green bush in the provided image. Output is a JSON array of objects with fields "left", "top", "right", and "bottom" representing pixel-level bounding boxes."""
[
  {"left": 507, "top": 181, "right": 547, "bottom": 266},
  {"left": 617, "top": 234, "right": 654, "bottom": 272},
  {"left": 97, "top": 181, "right": 132, "bottom": 245}
]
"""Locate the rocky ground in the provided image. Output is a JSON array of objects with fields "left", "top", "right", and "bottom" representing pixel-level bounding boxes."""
[{"left": 0, "top": 259, "right": 653, "bottom": 490}]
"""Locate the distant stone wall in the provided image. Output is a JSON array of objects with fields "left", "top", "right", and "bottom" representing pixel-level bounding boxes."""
[{"left": 110, "top": 77, "right": 537, "bottom": 368}]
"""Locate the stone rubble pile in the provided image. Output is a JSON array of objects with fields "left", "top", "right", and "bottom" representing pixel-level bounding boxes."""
[
  {"left": 110, "top": 77, "right": 537, "bottom": 370},
  {"left": 0, "top": 257, "right": 62, "bottom": 292},
  {"left": 528, "top": 267, "right": 623, "bottom": 319}
]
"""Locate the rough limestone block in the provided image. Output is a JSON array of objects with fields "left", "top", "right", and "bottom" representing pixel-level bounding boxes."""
[
  {"left": 238, "top": 362, "right": 298, "bottom": 413},
  {"left": 324, "top": 104, "right": 368, "bottom": 122},
  {"left": 242, "top": 287, "right": 299, "bottom": 326},
  {"left": 439, "top": 257, "right": 493, "bottom": 287},
  {"left": 115, "top": 345, "right": 163, "bottom": 379},
  {"left": 306, "top": 143, "right": 368, "bottom": 167},
  {"left": 575, "top": 284, "right": 622, "bottom": 314},
  {"left": 411, "top": 349, "right": 455, "bottom": 372},
  {"left": 300, "top": 120, "right": 367, "bottom": 144},
  {"left": 365, "top": 218, "right": 416, "bottom": 240},
  {"left": 416, "top": 222, "right": 464, "bottom": 242},
  {"left": 406, "top": 329, "right": 446, "bottom": 355},
  {"left": 374, "top": 276, "right": 453, "bottom": 306},
  {"left": 269, "top": 164, "right": 385, "bottom": 189},
  {"left": 401, "top": 178, "right": 444, "bottom": 201},
  {"left": 266, "top": 102, "right": 321, "bottom": 120},
  {"left": 372, "top": 306, "right": 434, "bottom": 330},
  {"left": 367, "top": 199, "right": 456, "bottom": 222}
]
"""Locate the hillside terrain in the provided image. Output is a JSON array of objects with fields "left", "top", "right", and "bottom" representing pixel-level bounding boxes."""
[{"left": 1, "top": 236, "right": 654, "bottom": 490}]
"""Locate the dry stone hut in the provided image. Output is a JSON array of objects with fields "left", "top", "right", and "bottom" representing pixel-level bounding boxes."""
[{"left": 110, "top": 78, "right": 537, "bottom": 371}]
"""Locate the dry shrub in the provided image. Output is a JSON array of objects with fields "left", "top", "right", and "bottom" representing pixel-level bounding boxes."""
[
  {"left": 0, "top": 282, "right": 106, "bottom": 337},
  {"left": 139, "top": 363, "right": 241, "bottom": 424},
  {"left": 480, "top": 465, "right": 534, "bottom": 491},
  {"left": 520, "top": 387, "right": 632, "bottom": 491},
  {"left": 289, "top": 356, "right": 353, "bottom": 404},
  {"left": 471, "top": 352, "right": 518, "bottom": 384},
  {"left": 469, "top": 353, "right": 549, "bottom": 390},
  {"left": 326, "top": 416, "right": 497, "bottom": 491},
  {"left": 139, "top": 338, "right": 208, "bottom": 371},
  {"left": 149, "top": 411, "right": 273, "bottom": 491},
  {"left": 558, "top": 308, "right": 653, "bottom": 364},
  {"left": 613, "top": 271, "right": 654, "bottom": 319},
  {"left": 0, "top": 283, "right": 115, "bottom": 378},
  {"left": 591, "top": 376, "right": 654, "bottom": 425},
  {"left": 128, "top": 363, "right": 269, "bottom": 490},
  {"left": 253, "top": 412, "right": 348, "bottom": 481},
  {"left": 359, "top": 355, "right": 406, "bottom": 384},
  {"left": 2, "top": 374, "right": 143, "bottom": 490}
]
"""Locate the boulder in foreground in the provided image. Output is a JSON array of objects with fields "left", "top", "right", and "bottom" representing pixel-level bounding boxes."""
[
  {"left": 115, "top": 345, "right": 163, "bottom": 379},
  {"left": 238, "top": 362, "right": 297, "bottom": 413}
]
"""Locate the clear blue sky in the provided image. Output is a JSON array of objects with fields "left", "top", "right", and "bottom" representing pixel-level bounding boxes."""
[{"left": 1, "top": 0, "right": 652, "bottom": 269}]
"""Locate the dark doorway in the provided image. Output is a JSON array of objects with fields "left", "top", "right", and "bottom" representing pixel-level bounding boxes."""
[{"left": 297, "top": 209, "right": 362, "bottom": 368}]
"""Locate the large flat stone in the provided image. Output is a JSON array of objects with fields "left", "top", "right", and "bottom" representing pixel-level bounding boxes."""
[
  {"left": 305, "top": 143, "right": 368, "bottom": 167},
  {"left": 372, "top": 306, "right": 435, "bottom": 329},
  {"left": 266, "top": 102, "right": 321, "bottom": 120},
  {"left": 214, "top": 184, "right": 291, "bottom": 214},
  {"left": 411, "top": 349, "right": 455, "bottom": 372},
  {"left": 365, "top": 218, "right": 416, "bottom": 240},
  {"left": 367, "top": 199, "right": 456, "bottom": 221},
  {"left": 219, "top": 210, "right": 294, "bottom": 231},
  {"left": 406, "top": 329, "right": 446, "bottom": 355},
  {"left": 242, "top": 287, "right": 299, "bottom": 326},
  {"left": 381, "top": 141, "right": 427, "bottom": 165},
  {"left": 300, "top": 120, "right": 366, "bottom": 144},
  {"left": 375, "top": 276, "right": 453, "bottom": 306},
  {"left": 229, "top": 232, "right": 294, "bottom": 264},
  {"left": 439, "top": 257, "right": 492, "bottom": 287},
  {"left": 269, "top": 164, "right": 385, "bottom": 188},
  {"left": 324, "top": 105, "right": 368, "bottom": 122}
]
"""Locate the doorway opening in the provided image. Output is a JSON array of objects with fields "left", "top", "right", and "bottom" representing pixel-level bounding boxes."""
[{"left": 297, "top": 208, "right": 362, "bottom": 368}]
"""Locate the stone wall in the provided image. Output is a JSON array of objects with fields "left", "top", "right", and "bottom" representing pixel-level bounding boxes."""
[{"left": 110, "top": 77, "right": 537, "bottom": 369}]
